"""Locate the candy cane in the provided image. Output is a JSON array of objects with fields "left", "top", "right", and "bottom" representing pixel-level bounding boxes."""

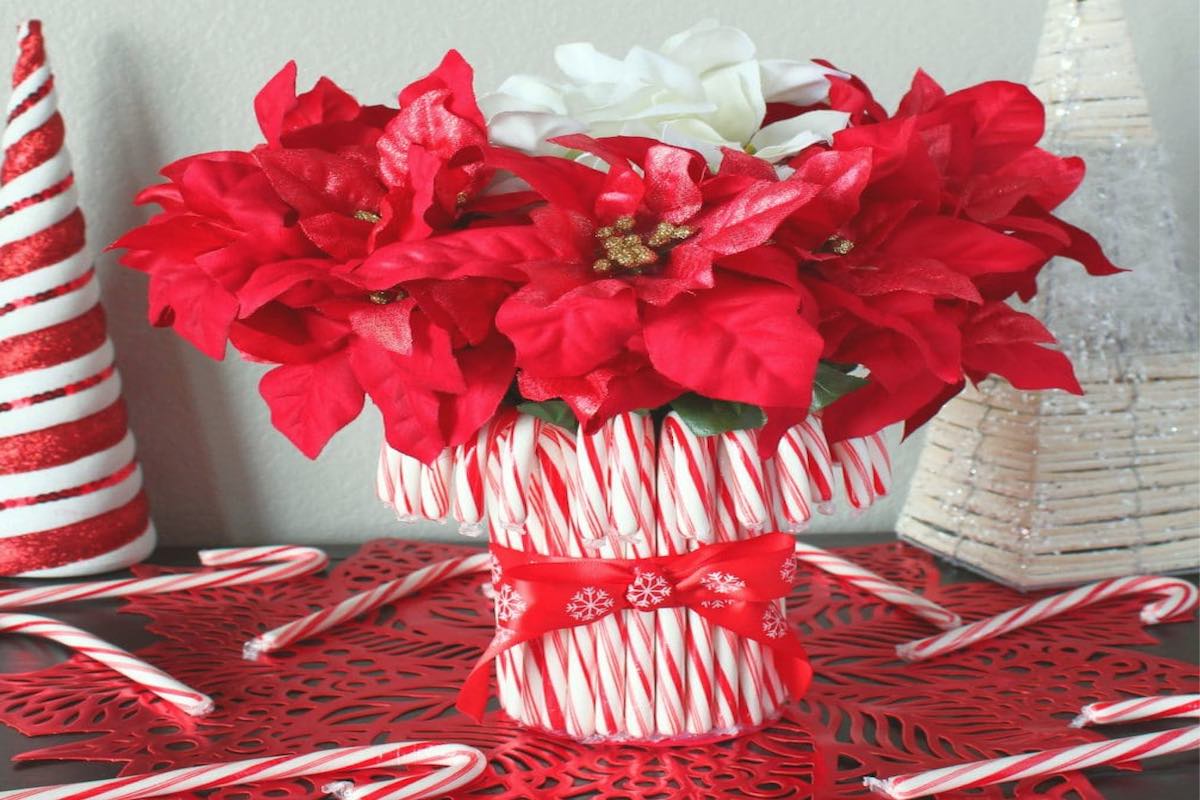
[
  {"left": 898, "top": 576, "right": 1199, "bottom": 662},
  {"left": 242, "top": 552, "right": 489, "bottom": 659},
  {"left": 500, "top": 414, "right": 539, "bottom": 528},
  {"left": 866, "top": 431, "right": 892, "bottom": 497},
  {"left": 574, "top": 423, "right": 626, "bottom": 736},
  {"left": 0, "top": 545, "right": 328, "bottom": 608},
  {"left": 832, "top": 437, "right": 875, "bottom": 511},
  {"left": 793, "top": 542, "right": 961, "bottom": 630},
  {"left": 760, "top": 456, "right": 791, "bottom": 715},
  {"left": 485, "top": 417, "right": 547, "bottom": 729},
  {"left": 795, "top": 417, "right": 835, "bottom": 508},
  {"left": 377, "top": 445, "right": 422, "bottom": 519},
  {"left": 1071, "top": 695, "right": 1200, "bottom": 728},
  {"left": 0, "top": 740, "right": 486, "bottom": 800},
  {"left": 715, "top": 444, "right": 769, "bottom": 727},
  {"left": 451, "top": 423, "right": 490, "bottom": 533},
  {"left": 0, "top": 612, "right": 211, "bottom": 716},
  {"left": 663, "top": 414, "right": 719, "bottom": 735},
  {"left": 419, "top": 448, "right": 452, "bottom": 521},
  {"left": 611, "top": 412, "right": 657, "bottom": 739},
  {"left": 864, "top": 726, "right": 1200, "bottom": 799},
  {"left": 774, "top": 427, "right": 814, "bottom": 530},
  {"left": 537, "top": 425, "right": 597, "bottom": 739},
  {"left": 653, "top": 418, "right": 687, "bottom": 738},
  {"left": 720, "top": 429, "right": 768, "bottom": 531},
  {"left": 518, "top": 423, "right": 575, "bottom": 736}
]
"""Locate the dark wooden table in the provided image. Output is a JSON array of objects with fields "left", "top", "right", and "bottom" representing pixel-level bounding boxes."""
[{"left": 0, "top": 535, "right": 1195, "bottom": 797}]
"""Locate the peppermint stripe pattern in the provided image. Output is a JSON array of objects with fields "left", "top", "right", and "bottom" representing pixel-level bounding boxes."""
[{"left": 0, "top": 21, "right": 153, "bottom": 576}]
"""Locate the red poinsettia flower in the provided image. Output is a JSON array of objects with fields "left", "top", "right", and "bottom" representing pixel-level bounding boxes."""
[
  {"left": 351, "top": 135, "right": 871, "bottom": 431},
  {"left": 117, "top": 52, "right": 526, "bottom": 462},
  {"left": 783, "top": 71, "right": 1117, "bottom": 442}
]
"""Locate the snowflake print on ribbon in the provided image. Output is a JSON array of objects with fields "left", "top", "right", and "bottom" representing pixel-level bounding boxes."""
[
  {"left": 762, "top": 604, "right": 787, "bottom": 639},
  {"left": 495, "top": 583, "right": 527, "bottom": 623},
  {"left": 701, "top": 599, "right": 732, "bottom": 609},
  {"left": 701, "top": 570, "right": 746, "bottom": 595},
  {"left": 780, "top": 557, "right": 797, "bottom": 585},
  {"left": 566, "top": 587, "right": 614, "bottom": 621},
  {"left": 626, "top": 570, "right": 673, "bottom": 609},
  {"left": 489, "top": 553, "right": 503, "bottom": 585}
]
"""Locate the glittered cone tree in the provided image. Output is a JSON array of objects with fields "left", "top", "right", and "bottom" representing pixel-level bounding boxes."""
[
  {"left": 897, "top": 0, "right": 1200, "bottom": 589},
  {"left": 0, "top": 21, "right": 153, "bottom": 576}
]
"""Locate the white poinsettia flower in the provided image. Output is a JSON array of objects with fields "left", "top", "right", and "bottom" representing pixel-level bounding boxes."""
[{"left": 481, "top": 20, "right": 850, "bottom": 167}]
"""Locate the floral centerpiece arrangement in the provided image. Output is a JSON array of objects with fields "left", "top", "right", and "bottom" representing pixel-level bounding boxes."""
[{"left": 115, "top": 22, "right": 1117, "bottom": 742}]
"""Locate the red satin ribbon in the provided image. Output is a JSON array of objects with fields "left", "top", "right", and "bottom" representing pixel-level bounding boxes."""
[{"left": 457, "top": 531, "right": 811, "bottom": 721}]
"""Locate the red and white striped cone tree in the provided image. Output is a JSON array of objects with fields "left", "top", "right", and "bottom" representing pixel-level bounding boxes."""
[{"left": 0, "top": 20, "right": 153, "bottom": 576}]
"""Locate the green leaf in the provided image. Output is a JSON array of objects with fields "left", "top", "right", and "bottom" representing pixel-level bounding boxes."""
[
  {"left": 516, "top": 399, "right": 579, "bottom": 432},
  {"left": 811, "top": 361, "right": 868, "bottom": 411},
  {"left": 671, "top": 393, "right": 766, "bottom": 437}
]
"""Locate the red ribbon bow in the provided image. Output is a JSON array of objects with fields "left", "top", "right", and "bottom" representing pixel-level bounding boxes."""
[{"left": 457, "top": 531, "right": 811, "bottom": 721}]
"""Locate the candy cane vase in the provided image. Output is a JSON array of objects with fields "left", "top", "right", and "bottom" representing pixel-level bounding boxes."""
[{"left": 377, "top": 410, "right": 890, "bottom": 742}]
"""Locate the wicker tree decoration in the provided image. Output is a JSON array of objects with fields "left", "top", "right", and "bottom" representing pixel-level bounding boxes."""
[{"left": 896, "top": 0, "right": 1200, "bottom": 589}]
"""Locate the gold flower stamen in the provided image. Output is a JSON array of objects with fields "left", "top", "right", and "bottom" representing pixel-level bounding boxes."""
[
  {"left": 825, "top": 235, "right": 855, "bottom": 255},
  {"left": 367, "top": 287, "right": 407, "bottom": 305},
  {"left": 591, "top": 215, "right": 693, "bottom": 275},
  {"left": 647, "top": 221, "right": 695, "bottom": 248},
  {"left": 354, "top": 210, "right": 382, "bottom": 223}
]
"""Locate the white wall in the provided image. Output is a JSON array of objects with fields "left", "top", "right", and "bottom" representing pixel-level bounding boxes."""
[{"left": 0, "top": 1, "right": 1193, "bottom": 545}]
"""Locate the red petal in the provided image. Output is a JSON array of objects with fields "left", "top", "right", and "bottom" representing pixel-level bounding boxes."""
[
  {"left": 643, "top": 145, "right": 703, "bottom": 224},
  {"left": 950, "top": 81, "right": 1046, "bottom": 172},
  {"left": 881, "top": 216, "right": 1047, "bottom": 277},
  {"left": 259, "top": 352, "right": 365, "bottom": 458},
  {"left": 238, "top": 258, "right": 335, "bottom": 317},
  {"left": 696, "top": 176, "right": 822, "bottom": 256},
  {"left": 485, "top": 146, "right": 603, "bottom": 215},
  {"left": 147, "top": 268, "right": 239, "bottom": 360},
  {"left": 964, "top": 342, "right": 1081, "bottom": 394},
  {"left": 821, "top": 373, "right": 955, "bottom": 442},
  {"left": 643, "top": 275, "right": 822, "bottom": 408},
  {"left": 299, "top": 212, "right": 371, "bottom": 260},
  {"left": 348, "top": 226, "right": 547, "bottom": 288},
  {"left": 439, "top": 334, "right": 515, "bottom": 447},
  {"left": 254, "top": 62, "right": 298, "bottom": 148},
  {"left": 399, "top": 50, "right": 486, "bottom": 131},
  {"left": 497, "top": 280, "right": 639, "bottom": 377},
  {"left": 230, "top": 306, "right": 349, "bottom": 364},
  {"left": 255, "top": 148, "right": 384, "bottom": 217},
  {"left": 896, "top": 70, "right": 946, "bottom": 116}
]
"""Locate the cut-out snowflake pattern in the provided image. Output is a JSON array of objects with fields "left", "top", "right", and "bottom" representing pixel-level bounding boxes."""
[
  {"left": 762, "top": 604, "right": 787, "bottom": 639},
  {"left": 566, "top": 587, "right": 614, "bottom": 621},
  {"left": 701, "top": 571, "right": 746, "bottom": 595},
  {"left": 780, "top": 557, "right": 797, "bottom": 585},
  {"left": 495, "top": 584, "right": 527, "bottom": 623},
  {"left": 625, "top": 570, "right": 672, "bottom": 609}
]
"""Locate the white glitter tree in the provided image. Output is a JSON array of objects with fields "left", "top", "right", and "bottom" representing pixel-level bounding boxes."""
[{"left": 897, "top": 0, "right": 1200, "bottom": 589}]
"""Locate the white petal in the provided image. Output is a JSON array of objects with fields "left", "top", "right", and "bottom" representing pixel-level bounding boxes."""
[
  {"left": 760, "top": 59, "right": 847, "bottom": 105},
  {"left": 554, "top": 42, "right": 628, "bottom": 85},
  {"left": 652, "top": 118, "right": 735, "bottom": 169},
  {"left": 487, "top": 110, "right": 586, "bottom": 154},
  {"left": 660, "top": 21, "right": 757, "bottom": 74},
  {"left": 697, "top": 61, "right": 765, "bottom": 144},
  {"left": 624, "top": 46, "right": 706, "bottom": 101},
  {"left": 484, "top": 74, "right": 569, "bottom": 115},
  {"left": 748, "top": 110, "right": 850, "bottom": 162}
]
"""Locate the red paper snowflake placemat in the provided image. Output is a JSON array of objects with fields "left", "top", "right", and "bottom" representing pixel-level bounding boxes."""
[{"left": 0, "top": 540, "right": 1195, "bottom": 798}]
